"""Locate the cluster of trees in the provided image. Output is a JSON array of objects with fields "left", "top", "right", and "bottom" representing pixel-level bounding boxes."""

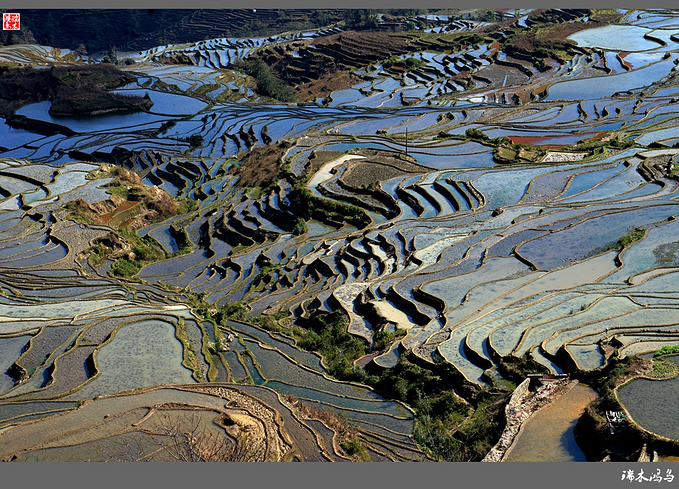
[
  {"left": 109, "top": 231, "right": 165, "bottom": 279},
  {"left": 265, "top": 306, "right": 504, "bottom": 461},
  {"left": 286, "top": 181, "right": 371, "bottom": 229},
  {"left": 209, "top": 296, "right": 519, "bottom": 461},
  {"left": 465, "top": 127, "right": 511, "bottom": 147},
  {"left": 382, "top": 55, "right": 426, "bottom": 71},
  {"left": 296, "top": 311, "right": 368, "bottom": 381},
  {"left": 186, "top": 134, "right": 204, "bottom": 150},
  {"left": 404, "top": 20, "right": 427, "bottom": 31},
  {"left": 370, "top": 357, "right": 505, "bottom": 461},
  {"left": 343, "top": 9, "right": 379, "bottom": 30},
  {"left": 231, "top": 58, "right": 296, "bottom": 102}
]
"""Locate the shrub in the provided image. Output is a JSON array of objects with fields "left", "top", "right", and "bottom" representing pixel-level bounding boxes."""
[
  {"left": 187, "top": 134, "right": 204, "bottom": 150},
  {"left": 292, "top": 218, "right": 307, "bottom": 236},
  {"left": 110, "top": 258, "right": 140, "bottom": 278},
  {"left": 295, "top": 311, "right": 368, "bottom": 381},
  {"left": 649, "top": 358, "right": 679, "bottom": 378},
  {"left": 340, "top": 438, "right": 370, "bottom": 461},
  {"left": 617, "top": 227, "right": 645, "bottom": 249},
  {"left": 382, "top": 56, "right": 426, "bottom": 71},
  {"left": 231, "top": 59, "right": 296, "bottom": 102},
  {"left": 465, "top": 128, "right": 491, "bottom": 142},
  {"left": 372, "top": 328, "right": 405, "bottom": 352}
]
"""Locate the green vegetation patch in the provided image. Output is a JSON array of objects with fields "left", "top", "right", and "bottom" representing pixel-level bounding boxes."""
[
  {"left": 340, "top": 437, "right": 370, "bottom": 461},
  {"left": 586, "top": 355, "right": 645, "bottom": 409},
  {"left": 382, "top": 55, "right": 426, "bottom": 71},
  {"left": 187, "top": 296, "right": 522, "bottom": 462},
  {"left": 231, "top": 58, "right": 296, "bottom": 102},
  {"left": 497, "top": 352, "right": 550, "bottom": 384},
  {"left": 647, "top": 358, "right": 679, "bottom": 379},
  {"left": 169, "top": 220, "right": 194, "bottom": 255},
  {"left": 588, "top": 226, "right": 646, "bottom": 257},
  {"left": 373, "top": 357, "right": 506, "bottom": 461},
  {"left": 62, "top": 164, "right": 198, "bottom": 278},
  {"left": 463, "top": 128, "right": 547, "bottom": 164},
  {"left": 465, "top": 128, "right": 635, "bottom": 165},
  {"left": 572, "top": 136, "right": 635, "bottom": 154},
  {"left": 618, "top": 227, "right": 646, "bottom": 249},
  {"left": 175, "top": 317, "right": 204, "bottom": 382},
  {"left": 192, "top": 83, "right": 221, "bottom": 96},
  {"left": 287, "top": 181, "right": 371, "bottom": 229},
  {"left": 109, "top": 229, "right": 165, "bottom": 279},
  {"left": 64, "top": 175, "right": 180, "bottom": 236},
  {"left": 371, "top": 329, "right": 406, "bottom": 353},
  {"left": 295, "top": 311, "right": 368, "bottom": 382},
  {"left": 654, "top": 345, "right": 679, "bottom": 357}
]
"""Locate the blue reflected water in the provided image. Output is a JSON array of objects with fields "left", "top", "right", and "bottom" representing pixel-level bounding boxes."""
[
  {"left": 16, "top": 101, "right": 169, "bottom": 133},
  {"left": 546, "top": 54, "right": 678, "bottom": 101},
  {"left": 112, "top": 89, "right": 208, "bottom": 116}
]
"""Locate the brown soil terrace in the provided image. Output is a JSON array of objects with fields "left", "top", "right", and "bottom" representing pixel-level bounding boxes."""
[
  {"left": 508, "top": 135, "right": 565, "bottom": 146},
  {"left": 233, "top": 141, "right": 290, "bottom": 189},
  {"left": 294, "top": 71, "right": 365, "bottom": 103}
]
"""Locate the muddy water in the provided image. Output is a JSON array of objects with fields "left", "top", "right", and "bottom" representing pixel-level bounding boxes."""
[{"left": 504, "top": 384, "right": 599, "bottom": 462}]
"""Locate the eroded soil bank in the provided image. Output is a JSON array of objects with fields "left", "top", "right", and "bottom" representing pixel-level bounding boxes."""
[{"left": 504, "top": 383, "right": 598, "bottom": 462}]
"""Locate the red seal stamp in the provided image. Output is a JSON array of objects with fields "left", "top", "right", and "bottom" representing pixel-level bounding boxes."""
[{"left": 3, "top": 13, "right": 20, "bottom": 31}]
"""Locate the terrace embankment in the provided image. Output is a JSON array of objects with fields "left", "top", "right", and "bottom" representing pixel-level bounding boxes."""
[
  {"left": 483, "top": 376, "right": 580, "bottom": 462},
  {"left": 262, "top": 31, "right": 415, "bottom": 86},
  {"left": 294, "top": 71, "right": 365, "bottom": 103},
  {"left": 258, "top": 29, "right": 495, "bottom": 100},
  {"left": 0, "top": 383, "right": 344, "bottom": 462},
  {"left": 339, "top": 152, "right": 426, "bottom": 188}
]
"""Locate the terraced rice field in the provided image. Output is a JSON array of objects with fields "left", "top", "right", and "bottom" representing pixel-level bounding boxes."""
[{"left": 2, "top": 8, "right": 679, "bottom": 461}]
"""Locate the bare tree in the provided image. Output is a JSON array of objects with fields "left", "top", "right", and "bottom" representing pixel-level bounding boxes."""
[
  {"left": 110, "top": 412, "right": 260, "bottom": 462},
  {"left": 147, "top": 413, "right": 257, "bottom": 462},
  {"left": 109, "top": 435, "right": 150, "bottom": 462}
]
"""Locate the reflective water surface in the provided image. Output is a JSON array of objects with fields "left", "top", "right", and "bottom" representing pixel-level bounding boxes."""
[
  {"left": 505, "top": 383, "right": 599, "bottom": 462},
  {"left": 617, "top": 356, "right": 679, "bottom": 441}
]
